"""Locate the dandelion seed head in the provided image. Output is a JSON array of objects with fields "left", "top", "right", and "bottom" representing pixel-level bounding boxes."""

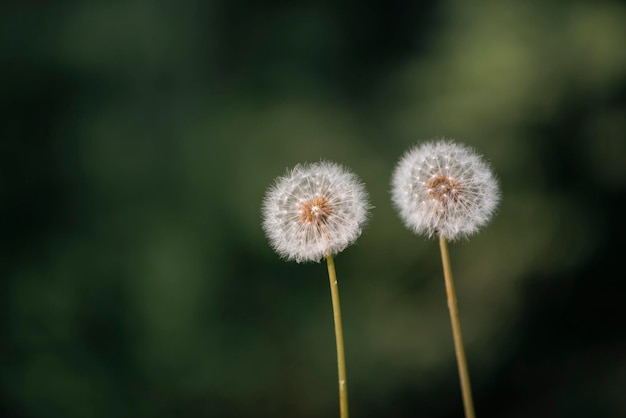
[
  {"left": 262, "top": 161, "right": 370, "bottom": 263},
  {"left": 391, "top": 140, "right": 500, "bottom": 240}
]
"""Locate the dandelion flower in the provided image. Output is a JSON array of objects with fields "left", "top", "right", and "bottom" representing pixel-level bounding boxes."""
[
  {"left": 262, "top": 160, "right": 370, "bottom": 418},
  {"left": 391, "top": 140, "right": 499, "bottom": 241},
  {"left": 262, "top": 161, "right": 370, "bottom": 263},
  {"left": 391, "top": 139, "right": 500, "bottom": 418}
]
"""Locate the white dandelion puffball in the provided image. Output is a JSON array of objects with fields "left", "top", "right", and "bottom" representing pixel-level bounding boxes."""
[
  {"left": 391, "top": 140, "right": 500, "bottom": 240},
  {"left": 262, "top": 161, "right": 370, "bottom": 263}
]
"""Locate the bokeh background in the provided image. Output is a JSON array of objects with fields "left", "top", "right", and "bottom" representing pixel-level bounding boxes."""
[{"left": 2, "top": 0, "right": 626, "bottom": 417}]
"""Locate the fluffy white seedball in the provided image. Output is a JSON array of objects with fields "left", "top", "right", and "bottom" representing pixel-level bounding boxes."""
[
  {"left": 391, "top": 140, "right": 500, "bottom": 240},
  {"left": 262, "top": 161, "right": 370, "bottom": 263}
]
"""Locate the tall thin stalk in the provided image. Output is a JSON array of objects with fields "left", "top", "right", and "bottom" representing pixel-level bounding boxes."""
[
  {"left": 325, "top": 255, "right": 349, "bottom": 418},
  {"left": 439, "top": 236, "right": 476, "bottom": 418}
]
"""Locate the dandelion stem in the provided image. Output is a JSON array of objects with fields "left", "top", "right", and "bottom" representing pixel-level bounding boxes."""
[
  {"left": 325, "top": 255, "right": 349, "bottom": 418},
  {"left": 439, "top": 236, "right": 476, "bottom": 418}
]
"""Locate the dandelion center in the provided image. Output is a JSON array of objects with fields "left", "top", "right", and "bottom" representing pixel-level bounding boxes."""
[
  {"left": 427, "top": 175, "right": 462, "bottom": 203},
  {"left": 299, "top": 196, "right": 333, "bottom": 225}
]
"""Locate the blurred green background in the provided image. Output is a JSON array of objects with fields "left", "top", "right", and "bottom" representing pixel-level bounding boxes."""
[{"left": 2, "top": 0, "right": 626, "bottom": 417}]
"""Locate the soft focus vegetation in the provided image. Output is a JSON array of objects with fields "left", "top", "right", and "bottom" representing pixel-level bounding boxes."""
[{"left": 2, "top": 1, "right": 626, "bottom": 417}]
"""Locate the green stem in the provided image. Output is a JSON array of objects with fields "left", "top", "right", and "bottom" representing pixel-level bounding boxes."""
[
  {"left": 439, "top": 236, "right": 476, "bottom": 418},
  {"left": 325, "top": 255, "right": 349, "bottom": 418}
]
